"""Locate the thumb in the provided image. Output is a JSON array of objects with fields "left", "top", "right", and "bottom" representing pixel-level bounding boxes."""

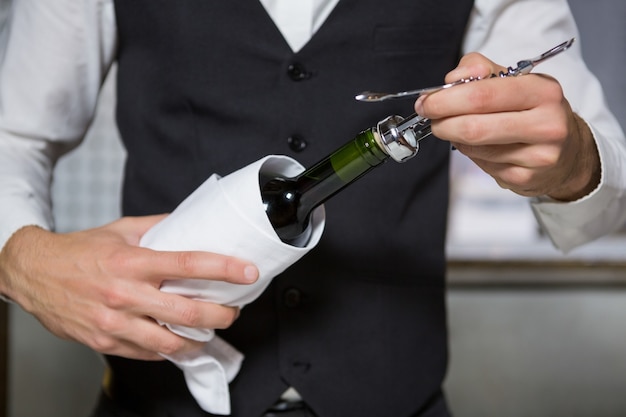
[
  {"left": 445, "top": 52, "right": 505, "bottom": 83},
  {"left": 108, "top": 214, "right": 169, "bottom": 244}
]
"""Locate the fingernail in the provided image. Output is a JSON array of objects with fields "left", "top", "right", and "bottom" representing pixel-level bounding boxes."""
[
  {"left": 243, "top": 265, "right": 259, "bottom": 282},
  {"left": 415, "top": 96, "right": 425, "bottom": 114}
]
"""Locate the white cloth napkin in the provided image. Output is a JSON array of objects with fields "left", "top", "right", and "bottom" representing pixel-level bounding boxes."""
[{"left": 139, "top": 156, "right": 325, "bottom": 415}]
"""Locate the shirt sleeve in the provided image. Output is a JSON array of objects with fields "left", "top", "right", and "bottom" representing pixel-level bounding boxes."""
[
  {"left": 464, "top": 0, "right": 626, "bottom": 252},
  {"left": 0, "top": 0, "right": 117, "bottom": 250}
]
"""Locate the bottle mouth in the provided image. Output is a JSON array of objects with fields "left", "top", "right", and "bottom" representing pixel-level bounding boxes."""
[{"left": 375, "top": 115, "right": 420, "bottom": 162}]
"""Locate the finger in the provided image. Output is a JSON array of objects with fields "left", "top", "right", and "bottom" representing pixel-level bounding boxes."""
[
  {"left": 58, "top": 286, "right": 216, "bottom": 359},
  {"left": 454, "top": 141, "right": 563, "bottom": 172},
  {"left": 433, "top": 102, "right": 567, "bottom": 147},
  {"left": 108, "top": 215, "right": 170, "bottom": 244},
  {"left": 127, "top": 248, "right": 259, "bottom": 285},
  {"left": 444, "top": 52, "right": 503, "bottom": 83},
  {"left": 419, "top": 76, "right": 528, "bottom": 119},
  {"left": 72, "top": 317, "right": 166, "bottom": 360},
  {"left": 136, "top": 289, "right": 241, "bottom": 330},
  {"left": 419, "top": 74, "right": 558, "bottom": 121},
  {"left": 468, "top": 158, "right": 544, "bottom": 196},
  {"left": 128, "top": 317, "right": 206, "bottom": 358},
  {"left": 86, "top": 313, "right": 206, "bottom": 360}
]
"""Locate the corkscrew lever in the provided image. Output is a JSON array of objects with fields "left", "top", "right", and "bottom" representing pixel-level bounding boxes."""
[
  {"left": 504, "top": 37, "right": 575, "bottom": 77},
  {"left": 355, "top": 38, "right": 575, "bottom": 102}
]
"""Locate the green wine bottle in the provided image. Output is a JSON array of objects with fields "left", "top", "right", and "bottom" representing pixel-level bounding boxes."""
[{"left": 261, "top": 113, "right": 432, "bottom": 247}]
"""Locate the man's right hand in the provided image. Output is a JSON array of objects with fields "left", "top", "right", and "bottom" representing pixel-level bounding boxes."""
[{"left": 0, "top": 215, "right": 259, "bottom": 360}]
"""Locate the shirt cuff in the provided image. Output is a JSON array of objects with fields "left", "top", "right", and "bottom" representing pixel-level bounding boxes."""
[
  {"left": 0, "top": 195, "right": 52, "bottom": 253},
  {"left": 531, "top": 124, "right": 626, "bottom": 253}
]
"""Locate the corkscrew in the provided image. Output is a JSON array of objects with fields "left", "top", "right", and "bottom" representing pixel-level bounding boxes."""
[
  {"left": 356, "top": 38, "right": 575, "bottom": 102},
  {"left": 363, "top": 39, "right": 576, "bottom": 163}
]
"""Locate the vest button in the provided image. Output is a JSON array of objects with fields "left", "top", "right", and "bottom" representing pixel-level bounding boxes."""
[
  {"left": 283, "top": 288, "right": 302, "bottom": 308},
  {"left": 287, "top": 63, "right": 311, "bottom": 81},
  {"left": 287, "top": 135, "right": 308, "bottom": 152}
]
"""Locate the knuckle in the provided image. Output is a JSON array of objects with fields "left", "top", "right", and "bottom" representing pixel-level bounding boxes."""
[
  {"left": 213, "top": 307, "right": 238, "bottom": 329},
  {"left": 543, "top": 79, "right": 565, "bottom": 101},
  {"left": 175, "top": 252, "right": 198, "bottom": 276},
  {"left": 467, "top": 85, "right": 496, "bottom": 112},
  {"left": 221, "top": 257, "right": 241, "bottom": 280},
  {"left": 502, "top": 167, "right": 535, "bottom": 191},
  {"left": 89, "top": 334, "right": 117, "bottom": 354},
  {"left": 92, "top": 308, "right": 122, "bottom": 334},
  {"left": 178, "top": 305, "right": 202, "bottom": 328},
  {"left": 158, "top": 337, "right": 186, "bottom": 356},
  {"left": 101, "top": 285, "right": 131, "bottom": 310},
  {"left": 460, "top": 118, "right": 486, "bottom": 143},
  {"left": 535, "top": 146, "right": 560, "bottom": 168},
  {"left": 547, "top": 121, "right": 569, "bottom": 142},
  {"left": 100, "top": 247, "right": 136, "bottom": 276}
]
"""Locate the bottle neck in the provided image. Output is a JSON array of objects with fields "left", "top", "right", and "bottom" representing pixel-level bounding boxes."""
[
  {"left": 261, "top": 113, "right": 423, "bottom": 246},
  {"left": 294, "top": 127, "right": 388, "bottom": 218}
]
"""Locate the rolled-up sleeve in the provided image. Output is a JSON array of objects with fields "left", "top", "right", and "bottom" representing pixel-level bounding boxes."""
[{"left": 0, "top": 0, "right": 117, "bottom": 249}]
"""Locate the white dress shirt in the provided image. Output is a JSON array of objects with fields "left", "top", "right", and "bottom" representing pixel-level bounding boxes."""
[{"left": 1, "top": 0, "right": 625, "bottom": 253}]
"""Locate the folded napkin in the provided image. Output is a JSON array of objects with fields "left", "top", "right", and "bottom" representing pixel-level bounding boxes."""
[{"left": 139, "top": 155, "right": 325, "bottom": 414}]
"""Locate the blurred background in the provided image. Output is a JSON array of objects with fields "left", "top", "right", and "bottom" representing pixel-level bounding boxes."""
[{"left": 4, "top": 1, "right": 626, "bottom": 416}]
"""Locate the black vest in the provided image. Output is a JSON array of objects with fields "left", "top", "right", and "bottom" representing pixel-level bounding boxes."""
[{"left": 110, "top": 1, "right": 474, "bottom": 416}]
